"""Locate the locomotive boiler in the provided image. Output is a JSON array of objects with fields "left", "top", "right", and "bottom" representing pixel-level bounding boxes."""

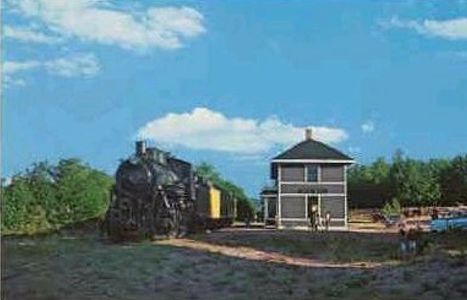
[{"left": 104, "top": 141, "right": 236, "bottom": 241}]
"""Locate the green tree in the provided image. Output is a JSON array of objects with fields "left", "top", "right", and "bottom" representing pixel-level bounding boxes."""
[
  {"left": 440, "top": 155, "right": 467, "bottom": 205},
  {"left": 370, "top": 157, "right": 390, "bottom": 185},
  {"left": 1, "top": 176, "right": 50, "bottom": 233},
  {"left": 348, "top": 157, "right": 391, "bottom": 208},
  {"left": 53, "top": 159, "right": 113, "bottom": 224},
  {"left": 24, "top": 161, "right": 57, "bottom": 222},
  {"left": 349, "top": 151, "right": 449, "bottom": 208},
  {"left": 1, "top": 177, "right": 34, "bottom": 231},
  {"left": 195, "top": 162, "right": 222, "bottom": 182},
  {"left": 388, "top": 151, "right": 441, "bottom": 207},
  {"left": 1, "top": 158, "right": 113, "bottom": 234}
]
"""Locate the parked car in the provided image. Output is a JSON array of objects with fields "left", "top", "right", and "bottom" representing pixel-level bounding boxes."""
[{"left": 431, "top": 215, "right": 467, "bottom": 232}]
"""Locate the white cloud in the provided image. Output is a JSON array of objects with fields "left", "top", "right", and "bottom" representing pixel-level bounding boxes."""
[
  {"left": 381, "top": 16, "right": 467, "bottom": 40},
  {"left": 361, "top": 120, "right": 375, "bottom": 134},
  {"left": 4, "top": 53, "right": 100, "bottom": 77},
  {"left": 11, "top": 0, "right": 205, "bottom": 51},
  {"left": 3, "top": 76, "right": 26, "bottom": 88},
  {"left": 4, "top": 25, "right": 62, "bottom": 44},
  {"left": 137, "top": 107, "right": 348, "bottom": 155},
  {"left": 3, "top": 60, "right": 41, "bottom": 74},
  {"left": 44, "top": 53, "right": 100, "bottom": 77},
  {"left": 3, "top": 60, "right": 40, "bottom": 88},
  {"left": 2, "top": 53, "right": 100, "bottom": 87}
]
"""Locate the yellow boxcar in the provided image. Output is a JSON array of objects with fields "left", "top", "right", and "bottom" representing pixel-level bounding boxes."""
[{"left": 209, "top": 186, "right": 221, "bottom": 219}]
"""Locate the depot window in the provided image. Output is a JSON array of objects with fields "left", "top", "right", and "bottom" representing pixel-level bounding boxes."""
[{"left": 306, "top": 165, "right": 319, "bottom": 182}]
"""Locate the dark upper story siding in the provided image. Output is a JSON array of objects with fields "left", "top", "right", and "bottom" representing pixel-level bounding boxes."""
[
  {"left": 280, "top": 164, "right": 305, "bottom": 181},
  {"left": 279, "top": 164, "right": 345, "bottom": 182},
  {"left": 321, "top": 165, "right": 345, "bottom": 182}
]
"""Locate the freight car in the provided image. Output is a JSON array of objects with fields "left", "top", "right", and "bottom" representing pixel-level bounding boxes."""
[
  {"left": 103, "top": 141, "right": 236, "bottom": 240},
  {"left": 195, "top": 179, "right": 236, "bottom": 229}
]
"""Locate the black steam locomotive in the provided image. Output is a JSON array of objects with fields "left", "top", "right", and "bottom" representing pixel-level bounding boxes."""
[{"left": 103, "top": 141, "right": 236, "bottom": 240}]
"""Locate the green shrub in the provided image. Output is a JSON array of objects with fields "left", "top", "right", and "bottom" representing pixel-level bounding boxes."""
[
  {"left": 1, "top": 159, "right": 113, "bottom": 235},
  {"left": 1, "top": 177, "right": 35, "bottom": 231},
  {"left": 382, "top": 198, "right": 401, "bottom": 217},
  {"left": 21, "top": 205, "right": 52, "bottom": 235}
]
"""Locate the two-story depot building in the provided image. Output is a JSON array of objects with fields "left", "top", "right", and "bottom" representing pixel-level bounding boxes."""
[{"left": 261, "top": 129, "right": 354, "bottom": 230}]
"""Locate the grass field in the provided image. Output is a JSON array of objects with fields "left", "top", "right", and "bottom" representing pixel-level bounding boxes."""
[{"left": 2, "top": 226, "right": 467, "bottom": 300}]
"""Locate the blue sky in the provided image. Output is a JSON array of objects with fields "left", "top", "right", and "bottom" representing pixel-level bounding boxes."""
[{"left": 3, "top": 0, "right": 467, "bottom": 196}]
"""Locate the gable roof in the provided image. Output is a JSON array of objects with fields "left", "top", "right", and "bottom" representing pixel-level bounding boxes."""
[{"left": 273, "top": 139, "right": 353, "bottom": 162}]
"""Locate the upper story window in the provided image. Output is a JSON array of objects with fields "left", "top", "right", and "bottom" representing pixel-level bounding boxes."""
[{"left": 306, "top": 165, "right": 319, "bottom": 182}]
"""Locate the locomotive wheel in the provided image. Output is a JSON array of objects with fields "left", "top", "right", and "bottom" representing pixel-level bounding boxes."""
[
  {"left": 167, "top": 211, "right": 179, "bottom": 238},
  {"left": 176, "top": 208, "right": 191, "bottom": 238},
  {"left": 154, "top": 205, "right": 179, "bottom": 238},
  {"left": 177, "top": 219, "right": 188, "bottom": 238}
]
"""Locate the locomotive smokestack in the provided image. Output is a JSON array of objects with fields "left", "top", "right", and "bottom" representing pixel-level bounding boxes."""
[{"left": 135, "top": 140, "right": 146, "bottom": 157}]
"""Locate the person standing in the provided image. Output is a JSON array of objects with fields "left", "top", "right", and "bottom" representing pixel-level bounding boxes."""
[
  {"left": 406, "top": 227, "right": 419, "bottom": 256},
  {"left": 414, "top": 222, "right": 425, "bottom": 255},
  {"left": 309, "top": 205, "right": 319, "bottom": 232},
  {"left": 399, "top": 222, "right": 408, "bottom": 259},
  {"left": 324, "top": 211, "right": 331, "bottom": 231}
]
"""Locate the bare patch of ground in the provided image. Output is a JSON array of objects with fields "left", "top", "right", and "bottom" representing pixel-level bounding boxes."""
[
  {"left": 2, "top": 229, "right": 466, "bottom": 300},
  {"left": 157, "top": 237, "right": 385, "bottom": 268}
]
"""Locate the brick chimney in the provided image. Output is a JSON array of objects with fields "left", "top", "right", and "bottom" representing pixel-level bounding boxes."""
[{"left": 305, "top": 128, "right": 313, "bottom": 140}]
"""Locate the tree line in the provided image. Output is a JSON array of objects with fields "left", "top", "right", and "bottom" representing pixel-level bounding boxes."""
[{"left": 348, "top": 151, "right": 467, "bottom": 208}]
